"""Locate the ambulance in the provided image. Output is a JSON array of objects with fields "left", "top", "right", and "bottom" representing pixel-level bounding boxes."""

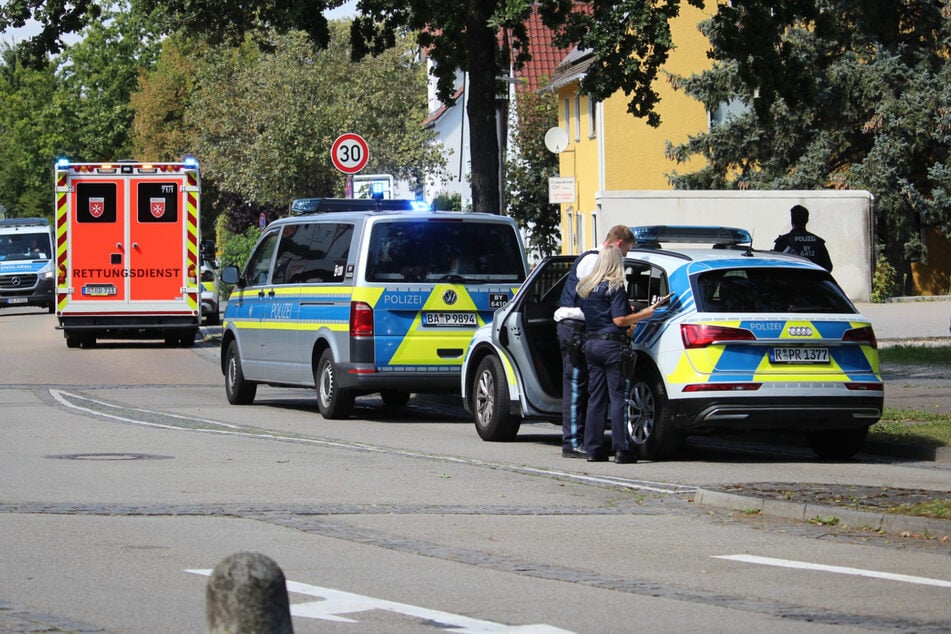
[{"left": 53, "top": 158, "right": 202, "bottom": 348}]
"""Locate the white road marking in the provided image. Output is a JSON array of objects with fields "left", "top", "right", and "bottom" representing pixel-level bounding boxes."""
[
  {"left": 714, "top": 555, "right": 951, "bottom": 588},
  {"left": 49, "top": 389, "right": 692, "bottom": 495},
  {"left": 186, "top": 569, "right": 572, "bottom": 632}
]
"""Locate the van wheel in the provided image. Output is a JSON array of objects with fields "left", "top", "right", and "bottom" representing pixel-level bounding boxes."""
[
  {"left": 316, "top": 349, "right": 354, "bottom": 419},
  {"left": 65, "top": 332, "right": 81, "bottom": 348},
  {"left": 381, "top": 390, "right": 410, "bottom": 407},
  {"left": 225, "top": 341, "right": 257, "bottom": 405},
  {"left": 47, "top": 302, "right": 55, "bottom": 314},
  {"left": 80, "top": 336, "right": 96, "bottom": 349},
  {"left": 472, "top": 355, "right": 520, "bottom": 441},
  {"left": 807, "top": 427, "right": 868, "bottom": 459},
  {"left": 627, "top": 369, "right": 683, "bottom": 460}
]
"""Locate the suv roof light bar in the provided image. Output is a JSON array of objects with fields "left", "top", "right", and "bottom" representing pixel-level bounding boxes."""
[
  {"left": 630, "top": 225, "right": 752, "bottom": 247},
  {"left": 289, "top": 198, "right": 431, "bottom": 215},
  {"left": 0, "top": 217, "right": 50, "bottom": 227}
]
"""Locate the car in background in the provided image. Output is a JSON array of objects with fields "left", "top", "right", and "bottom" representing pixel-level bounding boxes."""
[
  {"left": 200, "top": 263, "right": 219, "bottom": 326},
  {"left": 460, "top": 226, "right": 884, "bottom": 460}
]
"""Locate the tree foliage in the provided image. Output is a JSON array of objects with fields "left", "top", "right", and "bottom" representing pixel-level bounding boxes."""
[
  {"left": 181, "top": 23, "right": 441, "bottom": 210},
  {"left": 0, "top": 2, "right": 155, "bottom": 218},
  {"left": 505, "top": 88, "right": 559, "bottom": 258},
  {"left": 352, "top": 0, "right": 704, "bottom": 216},
  {"left": 0, "top": 45, "right": 60, "bottom": 217},
  {"left": 5, "top": 0, "right": 707, "bottom": 228},
  {"left": 667, "top": 0, "right": 951, "bottom": 287}
]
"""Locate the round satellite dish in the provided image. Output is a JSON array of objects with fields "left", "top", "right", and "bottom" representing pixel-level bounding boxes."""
[{"left": 544, "top": 127, "right": 569, "bottom": 154}]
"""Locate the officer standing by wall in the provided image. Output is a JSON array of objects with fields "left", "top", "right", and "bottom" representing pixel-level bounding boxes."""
[
  {"left": 554, "top": 226, "right": 636, "bottom": 459},
  {"left": 773, "top": 205, "right": 833, "bottom": 271},
  {"left": 576, "top": 246, "right": 657, "bottom": 464}
]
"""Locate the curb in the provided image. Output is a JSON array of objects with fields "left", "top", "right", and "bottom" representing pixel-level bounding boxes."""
[
  {"left": 694, "top": 489, "right": 951, "bottom": 540},
  {"left": 862, "top": 441, "right": 951, "bottom": 464}
]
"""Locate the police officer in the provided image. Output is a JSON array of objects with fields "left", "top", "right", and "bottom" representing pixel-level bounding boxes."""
[
  {"left": 576, "top": 246, "right": 657, "bottom": 464},
  {"left": 773, "top": 205, "right": 833, "bottom": 272},
  {"left": 554, "top": 225, "right": 636, "bottom": 459}
]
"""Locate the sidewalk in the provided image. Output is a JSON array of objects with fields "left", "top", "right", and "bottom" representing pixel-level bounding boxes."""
[{"left": 854, "top": 296, "right": 951, "bottom": 342}]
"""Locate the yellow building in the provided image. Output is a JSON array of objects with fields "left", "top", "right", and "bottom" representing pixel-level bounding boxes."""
[{"left": 547, "top": 2, "right": 716, "bottom": 252}]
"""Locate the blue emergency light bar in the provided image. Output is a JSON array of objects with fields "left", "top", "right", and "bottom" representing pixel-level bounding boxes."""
[
  {"left": 631, "top": 225, "right": 752, "bottom": 246},
  {"left": 289, "top": 198, "right": 431, "bottom": 215}
]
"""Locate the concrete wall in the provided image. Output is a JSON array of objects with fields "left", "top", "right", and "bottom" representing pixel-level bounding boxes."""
[{"left": 596, "top": 190, "right": 876, "bottom": 302}]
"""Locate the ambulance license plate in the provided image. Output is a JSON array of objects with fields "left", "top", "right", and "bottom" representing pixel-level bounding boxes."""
[
  {"left": 7, "top": 297, "right": 28, "bottom": 304},
  {"left": 82, "top": 284, "right": 118, "bottom": 297},
  {"left": 424, "top": 312, "right": 477, "bottom": 327},
  {"left": 770, "top": 347, "right": 829, "bottom": 364}
]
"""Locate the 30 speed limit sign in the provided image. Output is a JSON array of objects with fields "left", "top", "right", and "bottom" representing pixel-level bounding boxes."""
[{"left": 330, "top": 133, "right": 369, "bottom": 174}]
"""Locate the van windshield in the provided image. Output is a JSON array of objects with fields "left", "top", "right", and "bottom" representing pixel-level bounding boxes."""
[
  {"left": 366, "top": 219, "right": 525, "bottom": 283},
  {"left": 0, "top": 233, "right": 52, "bottom": 261}
]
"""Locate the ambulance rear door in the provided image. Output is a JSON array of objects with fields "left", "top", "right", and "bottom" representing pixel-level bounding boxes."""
[
  {"left": 69, "top": 173, "right": 128, "bottom": 303},
  {"left": 128, "top": 174, "right": 188, "bottom": 302}
]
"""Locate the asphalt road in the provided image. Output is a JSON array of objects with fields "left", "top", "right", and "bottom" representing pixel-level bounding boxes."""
[{"left": 1, "top": 306, "right": 950, "bottom": 634}]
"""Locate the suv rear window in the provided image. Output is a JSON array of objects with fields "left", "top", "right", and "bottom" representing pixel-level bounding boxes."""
[
  {"left": 695, "top": 268, "right": 855, "bottom": 313},
  {"left": 366, "top": 219, "right": 525, "bottom": 283}
]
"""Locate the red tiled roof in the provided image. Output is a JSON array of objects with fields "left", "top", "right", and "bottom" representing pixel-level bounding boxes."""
[
  {"left": 512, "top": 5, "right": 575, "bottom": 93},
  {"left": 422, "top": 86, "right": 466, "bottom": 127}
]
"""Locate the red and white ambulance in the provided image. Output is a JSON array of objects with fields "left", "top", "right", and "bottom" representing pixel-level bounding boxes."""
[{"left": 54, "top": 158, "right": 202, "bottom": 348}]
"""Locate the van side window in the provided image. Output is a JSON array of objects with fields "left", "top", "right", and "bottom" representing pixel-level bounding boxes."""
[
  {"left": 243, "top": 231, "right": 280, "bottom": 287},
  {"left": 272, "top": 222, "right": 353, "bottom": 285}
]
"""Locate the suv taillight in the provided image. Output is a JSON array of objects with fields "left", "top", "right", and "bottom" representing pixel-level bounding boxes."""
[
  {"left": 681, "top": 323, "right": 756, "bottom": 348},
  {"left": 843, "top": 325, "right": 877, "bottom": 348},
  {"left": 350, "top": 301, "right": 373, "bottom": 337}
]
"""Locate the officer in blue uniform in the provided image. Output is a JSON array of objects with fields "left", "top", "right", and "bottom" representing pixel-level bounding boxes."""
[
  {"left": 773, "top": 205, "right": 833, "bottom": 272},
  {"left": 576, "top": 246, "right": 657, "bottom": 463},
  {"left": 554, "top": 226, "right": 636, "bottom": 459}
]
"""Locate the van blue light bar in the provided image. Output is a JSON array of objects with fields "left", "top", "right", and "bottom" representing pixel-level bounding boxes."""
[{"left": 631, "top": 225, "right": 752, "bottom": 246}]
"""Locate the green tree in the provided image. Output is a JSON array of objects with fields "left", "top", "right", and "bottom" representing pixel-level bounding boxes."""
[
  {"left": 667, "top": 0, "right": 951, "bottom": 292},
  {"left": 130, "top": 34, "right": 199, "bottom": 161},
  {"left": 185, "top": 23, "right": 441, "bottom": 208},
  {"left": 0, "top": 45, "right": 61, "bottom": 218},
  {"left": 353, "top": 0, "right": 703, "bottom": 214},
  {"left": 55, "top": 4, "right": 160, "bottom": 160},
  {"left": 7, "top": 1, "right": 704, "bottom": 216},
  {"left": 505, "top": 88, "right": 559, "bottom": 258}
]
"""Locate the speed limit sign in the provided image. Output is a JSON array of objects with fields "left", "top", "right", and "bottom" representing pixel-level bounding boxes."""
[{"left": 330, "top": 133, "right": 369, "bottom": 174}]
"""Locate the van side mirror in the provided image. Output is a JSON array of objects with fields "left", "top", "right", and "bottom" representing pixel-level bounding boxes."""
[{"left": 221, "top": 265, "right": 241, "bottom": 286}]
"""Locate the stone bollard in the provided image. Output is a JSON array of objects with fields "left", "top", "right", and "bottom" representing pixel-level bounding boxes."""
[{"left": 206, "top": 552, "right": 293, "bottom": 633}]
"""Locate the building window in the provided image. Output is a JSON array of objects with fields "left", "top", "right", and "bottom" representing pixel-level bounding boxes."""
[
  {"left": 563, "top": 97, "right": 571, "bottom": 140},
  {"left": 574, "top": 93, "right": 581, "bottom": 141},
  {"left": 574, "top": 211, "right": 583, "bottom": 251},
  {"left": 588, "top": 98, "right": 598, "bottom": 138}
]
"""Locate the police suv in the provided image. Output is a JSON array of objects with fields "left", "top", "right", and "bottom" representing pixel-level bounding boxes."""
[
  {"left": 220, "top": 200, "right": 528, "bottom": 418},
  {"left": 461, "top": 226, "right": 883, "bottom": 460}
]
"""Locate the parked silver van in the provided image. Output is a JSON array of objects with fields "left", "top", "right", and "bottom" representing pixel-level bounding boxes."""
[{"left": 220, "top": 204, "right": 527, "bottom": 418}]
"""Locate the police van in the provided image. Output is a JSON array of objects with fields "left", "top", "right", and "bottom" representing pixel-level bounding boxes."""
[
  {"left": 0, "top": 217, "right": 55, "bottom": 312},
  {"left": 220, "top": 202, "right": 528, "bottom": 418}
]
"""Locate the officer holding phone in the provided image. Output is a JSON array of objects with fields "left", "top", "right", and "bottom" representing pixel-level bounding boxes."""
[{"left": 576, "top": 246, "right": 661, "bottom": 464}]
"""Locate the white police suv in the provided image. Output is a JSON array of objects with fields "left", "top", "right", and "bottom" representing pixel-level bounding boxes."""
[{"left": 460, "top": 226, "right": 883, "bottom": 460}]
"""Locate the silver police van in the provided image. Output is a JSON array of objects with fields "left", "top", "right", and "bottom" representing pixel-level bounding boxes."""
[{"left": 220, "top": 201, "right": 528, "bottom": 418}]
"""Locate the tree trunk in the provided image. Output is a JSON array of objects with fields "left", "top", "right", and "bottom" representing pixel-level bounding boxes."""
[{"left": 465, "top": 0, "right": 501, "bottom": 214}]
